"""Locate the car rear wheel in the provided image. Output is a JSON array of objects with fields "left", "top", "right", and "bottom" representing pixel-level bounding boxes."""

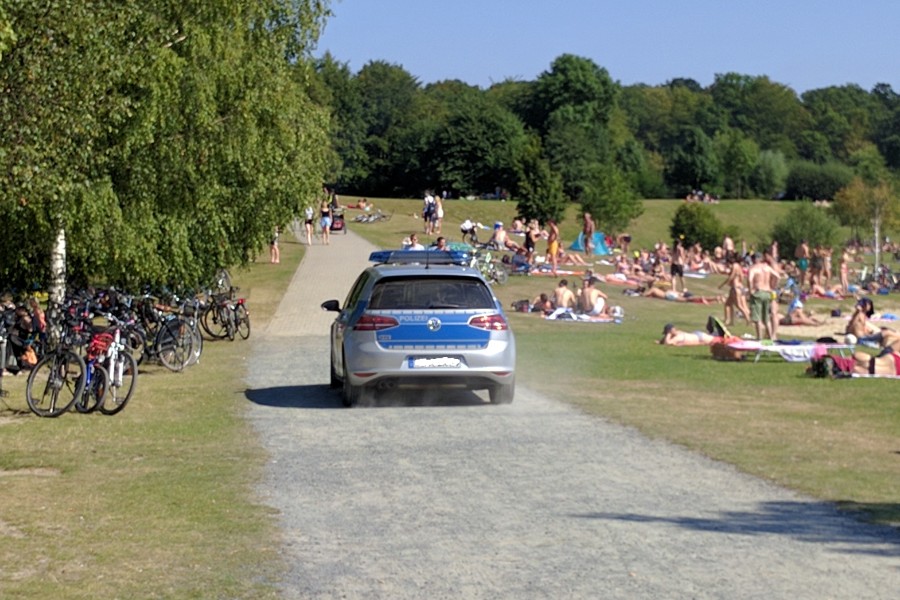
[
  {"left": 329, "top": 356, "right": 340, "bottom": 389},
  {"left": 341, "top": 361, "right": 367, "bottom": 407},
  {"left": 489, "top": 378, "right": 515, "bottom": 404}
]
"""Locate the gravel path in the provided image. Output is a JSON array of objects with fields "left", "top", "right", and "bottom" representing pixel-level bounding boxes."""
[{"left": 246, "top": 228, "right": 899, "bottom": 599}]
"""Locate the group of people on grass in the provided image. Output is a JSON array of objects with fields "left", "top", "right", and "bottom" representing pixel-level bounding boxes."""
[{"left": 528, "top": 274, "right": 611, "bottom": 320}]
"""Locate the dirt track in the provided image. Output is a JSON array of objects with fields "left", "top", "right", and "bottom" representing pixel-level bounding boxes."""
[{"left": 245, "top": 228, "right": 900, "bottom": 599}]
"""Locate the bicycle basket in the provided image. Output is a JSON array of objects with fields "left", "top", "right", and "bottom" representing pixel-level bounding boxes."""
[{"left": 88, "top": 332, "right": 115, "bottom": 360}]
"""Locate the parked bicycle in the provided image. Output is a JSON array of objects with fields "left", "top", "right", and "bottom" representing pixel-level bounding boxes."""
[
  {"left": 469, "top": 250, "right": 509, "bottom": 285},
  {"left": 200, "top": 287, "right": 250, "bottom": 341},
  {"left": 25, "top": 313, "right": 87, "bottom": 417},
  {"left": 95, "top": 316, "right": 138, "bottom": 415}
]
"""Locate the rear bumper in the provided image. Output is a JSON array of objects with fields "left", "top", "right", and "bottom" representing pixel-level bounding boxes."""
[{"left": 344, "top": 339, "right": 515, "bottom": 391}]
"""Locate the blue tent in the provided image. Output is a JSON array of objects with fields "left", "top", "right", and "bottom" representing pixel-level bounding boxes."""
[{"left": 570, "top": 232, "right": 610, "bottom": 255}]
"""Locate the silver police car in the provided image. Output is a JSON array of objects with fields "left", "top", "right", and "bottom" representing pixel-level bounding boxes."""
[{"left": 321, "top": 250, "right": 516, "bottom": 407}]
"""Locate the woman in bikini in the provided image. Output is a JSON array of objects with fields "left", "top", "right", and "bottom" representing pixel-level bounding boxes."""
[
  {"left": 719, "top": 256, "right": 751, "bottom": 326},
  {"left": 546, "top": 220, "right": 560, "bottom": 276},
  {"left": 839, "top": 247, "right": 852, "bottom": 295}
]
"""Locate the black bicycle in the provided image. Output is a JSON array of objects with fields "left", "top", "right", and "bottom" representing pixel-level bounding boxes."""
[{"left": 25, "top": 321, "right": 86, "bottom": 418}]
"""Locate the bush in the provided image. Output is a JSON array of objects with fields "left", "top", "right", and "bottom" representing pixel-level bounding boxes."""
[
  {"left": 669, "top": 202, "right": 732, "bottom": 251},
  {"left": 771, "top": 202, "right": 840, "bottom": 254},
  {"left": 784, "top": 161, "right": 853, "bottom": 200}
]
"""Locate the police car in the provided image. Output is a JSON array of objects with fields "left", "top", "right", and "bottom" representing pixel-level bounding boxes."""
[{"left": 321, "top": 250, "right": 516, "bottom": 407}]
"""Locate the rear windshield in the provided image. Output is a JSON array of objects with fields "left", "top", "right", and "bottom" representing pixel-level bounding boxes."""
[{"left": 369, "top": 276, "right": 494, "bottom": 310}]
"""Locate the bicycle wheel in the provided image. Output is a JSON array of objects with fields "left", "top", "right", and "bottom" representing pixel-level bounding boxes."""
[
  {"left": 100, "top": 352, "right": 137, "bottom": 415},
  {"left": 156, "top": 318, "right": 192, "bottom": 372},
  {"left": 26, "top": 351, "right": 86, "bottom": 417},
  {"left": 74, "top": 364, "right": 108, "bottom": 414},
  {"left": 187, "top": 324, "right": 203, "bottom": 366},
  {"left": 200, "top": 303, "right": 227, "bottom": 339},
  {"left": 235, "top": 304, "right": 251, "bottom": 340},
  {"left": 127, "top": 328, "right": 147, "bottom": 365},
  {"left": 492, "top": 266, "right": 509, "bottom": 285}
]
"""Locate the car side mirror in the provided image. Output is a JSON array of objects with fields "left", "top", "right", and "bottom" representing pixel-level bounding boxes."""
[{"left": 321, "top": 299, "right": 340, "bottom": 312}]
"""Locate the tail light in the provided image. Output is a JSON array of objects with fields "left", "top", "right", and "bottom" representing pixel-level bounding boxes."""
[
  {"left": 353, "top": 314, "right": 399, "bottom": 331},
  {"left": 469, "top": 314, "right": 508, "bottom": 331}
]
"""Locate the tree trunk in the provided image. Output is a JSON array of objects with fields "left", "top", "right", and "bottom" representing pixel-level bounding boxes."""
[
  {"left": 50, "top": 227, "right": 66, "bottom": 306},
  {"left": 873, "top": 215, "right": 881, "bottom": 276}
]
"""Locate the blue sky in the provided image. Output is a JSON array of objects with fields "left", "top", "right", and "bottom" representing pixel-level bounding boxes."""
[{"left": 315, "top": 0, "right": 899, "bottom": 94}]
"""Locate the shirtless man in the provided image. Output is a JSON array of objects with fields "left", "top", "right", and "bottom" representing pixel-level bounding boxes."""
[
  {"left": 765, "top": 249, "right": 784, "bottom": 341},
  {"left": 577, "top": 278, "right": 608, "bottom": 316},
  {"left": 582, "top": 211, "right": 596, "bottom": 257},
  {"left": 552, "top": 279, "right": 576, "bottom": 310},
  {"left": 747, "top": 252, "right": 780, "bottom": 340},
  {"left": 794, "top": 239, "right": 810, "bottom": 289},
  {"left": 658, "top": 323, "right": 718, "bottom": 346}
]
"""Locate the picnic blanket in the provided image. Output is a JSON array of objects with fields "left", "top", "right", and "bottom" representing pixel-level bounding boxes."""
[{"left": 543, "top": 308, "right": 620, "bottom": 323}]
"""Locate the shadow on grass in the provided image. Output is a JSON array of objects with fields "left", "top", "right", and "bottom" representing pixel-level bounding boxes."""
[
  {"left": 244, "top": 385, "right": 488, "bottom": 409},
  {"left": 575, "top": 500, "right": 900, "bottom": 556}
]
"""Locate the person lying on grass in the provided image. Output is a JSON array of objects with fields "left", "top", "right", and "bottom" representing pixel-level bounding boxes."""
[
  {"left": 657, "top": 323, "right": 721, "bottom": 346},
  {"left": 642, "top": 286, "right": 725, "bottom": 305},
  {"left": 812, "top": 330, "right": 900, "bottom": 376}
]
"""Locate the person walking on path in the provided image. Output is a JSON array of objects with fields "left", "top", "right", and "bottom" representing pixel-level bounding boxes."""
[{"left": 319, "top": 197, "right": 333, "bottom": 245}]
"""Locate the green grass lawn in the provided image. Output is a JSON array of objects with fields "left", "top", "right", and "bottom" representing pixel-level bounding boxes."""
[{"left": 1, "top": 197, "right": 897, "bottom": 598}]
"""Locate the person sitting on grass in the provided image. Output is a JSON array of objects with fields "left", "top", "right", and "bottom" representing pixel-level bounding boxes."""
[
  {"left": 530, "top": 293, "right": 554, "bottom": 315},
  {"left": 845, "top": 297, "right": 881, "bottom": 346},
  {"left": 779, "top": 297, "right": 823, "bottom": 326},
  {"left": 576, "top": 277, "right": 609, "bottom": 316}
]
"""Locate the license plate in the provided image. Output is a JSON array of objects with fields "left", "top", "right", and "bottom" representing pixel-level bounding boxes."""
[{"left": 409, "top": 357, "right": 461, "bottom": 369}]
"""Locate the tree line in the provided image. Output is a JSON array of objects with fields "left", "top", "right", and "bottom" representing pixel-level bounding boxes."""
[{"left": 2, "top": 3, "right": 898, "bottom": 293}]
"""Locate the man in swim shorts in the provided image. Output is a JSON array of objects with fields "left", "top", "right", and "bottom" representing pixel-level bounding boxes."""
[
  {"left": 577, "top": 277, "right": 608, "bottom": 316},
  {"left": 748, "top": 252, "right": 779, "bottom": 340}
]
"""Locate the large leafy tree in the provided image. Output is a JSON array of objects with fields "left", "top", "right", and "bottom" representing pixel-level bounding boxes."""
[
  {"left": 710, "top": 73, "right": 809, "bottom": 157},
  {"left": 0, "top": 1, "right": 331, "bottom": 291},
  {"left": 664, "top": 126, "right": 719, "bottom": 194},
  {"left": 515, "top": 135, "right": 567, "bottom": 225},
  {"left": 580, "top": 164, "right": 643, "bottom": 234},
  {"left": 528, "top": 54, "right": 617, "bottom": 133},
  {"left": 801, "top": 85, "right": 876, "bottom": 161},
  {"left": 714, "top": 128, "right": 759, "bottom": 198},
  {"left": 354, "top": 60, "right": 421, "bottom": 196},
  {"left": 433, "top": 96, "right": 526, "bottom": 197}
]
